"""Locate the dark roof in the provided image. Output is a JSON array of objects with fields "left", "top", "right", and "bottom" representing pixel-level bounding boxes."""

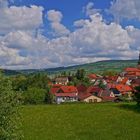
[
  {"left": 87, "top": 86, "right": 102, "bottom": 94},
  {"left": 131, "top": 79, "right": 140, "bottom": 85},
  {"left": 76, "top": 85, "right": 87, "bottom": 94},
  {"left": 110, "top": 88, "right": 120, "bottom": 95},
  {"left": 98, "top": 88, "right": 112, "bottom": 97}
]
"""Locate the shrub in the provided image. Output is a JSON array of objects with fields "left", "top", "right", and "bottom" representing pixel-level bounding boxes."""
[{"left": 23, "top": 88, "right": 46, "bottom": 104}]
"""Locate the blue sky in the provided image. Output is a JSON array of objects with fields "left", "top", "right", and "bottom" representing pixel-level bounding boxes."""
[{"left": 0, "top": 0, "right": 140, "bottom": 69}]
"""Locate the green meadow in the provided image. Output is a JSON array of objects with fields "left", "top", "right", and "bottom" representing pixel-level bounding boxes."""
[{"left": 22, "top": 103, "right": 140, "bottom": 140}]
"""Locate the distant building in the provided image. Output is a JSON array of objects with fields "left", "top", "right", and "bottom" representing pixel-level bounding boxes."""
[
  {"left": 55, "top": 77, "right": 69, "bottom": 85},
  {"left": 53, "top": 86, "right": 78, "bottom": 104}
]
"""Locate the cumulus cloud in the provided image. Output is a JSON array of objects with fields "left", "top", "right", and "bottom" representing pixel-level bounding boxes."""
[
  {"left": 83, "top": 2, "right": 101, "bottom": 16},
  {"left": 0, "top": 4, "right": 43, "bottom": 34},
  {"left": 109, "top": 0, "right": 140, "bottom": 22},
  {"left": 47, "top": 10, "right": 70, "bottom": 37}
]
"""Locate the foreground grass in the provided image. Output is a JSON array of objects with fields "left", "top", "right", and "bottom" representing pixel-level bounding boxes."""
[{"left": 22, "top": 103, "right": 140, "bottom": 140}]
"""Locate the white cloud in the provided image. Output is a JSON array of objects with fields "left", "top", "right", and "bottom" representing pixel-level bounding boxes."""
[
  {"left": 83, "top": 2, "right": 101, "bottom": 16},
  {"left": 110, "top": 0, "right": 140, "bottom": 22},
  {"left": 47, "top": 10, "right": 70, "bottom": 37},
  {"left": 0, "top": 4, "right": 43, "bottom": 34},
  {"left": 126, "top": 26, "right": 140, "bottom": 50}
]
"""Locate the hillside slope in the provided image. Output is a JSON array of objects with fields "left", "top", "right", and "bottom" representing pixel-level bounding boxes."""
[{"left": 1, "top": 60, "right": 138, "bottom": 76}]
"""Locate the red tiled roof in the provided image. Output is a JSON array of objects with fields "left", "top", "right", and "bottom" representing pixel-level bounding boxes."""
[
  {"left": 87, "top": 86, "right": 102, "bottom": 94},
  {"left": 116, "top": 84, "right": 132, "bottom": 94},
  {"left": 50, "top": 84, "right": 62, "bottom": 94},
  {"left": 98, "top": 89, "right": 112, "bottom": 97},
  {"left": 55, "top": 93, "right": 77, "bottom": 97},
  {"left": 58, "top": 86, "right": 78, "bottom": 93},
  {"left": 76, "top": 85, "right": 87, "bottom": 93},
  {"left": 125, "top": 67, "right": 140, "bottom": 72},
  {"left": 88, "top": 74, "right": 97, "bottom": 79},
  {"left": 78, "top": 92, "right": 92, "bottom": 100},
  {"left": 120, "top": 78, "right": 129, "bottom": 84}
]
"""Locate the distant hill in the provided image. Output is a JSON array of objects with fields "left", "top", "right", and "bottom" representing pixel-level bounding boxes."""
[{"left": 1, "top": 60, "right": 138, "bottom": 76}]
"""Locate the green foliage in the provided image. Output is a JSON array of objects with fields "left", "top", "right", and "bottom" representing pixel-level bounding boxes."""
[
  {"left": 11, "top": 73, "right": 53, "bottom": 105},
  {"left": 23, "top": 88, "right": 46, "bottom": 104},
  {"left": 12, "top": 75, "right": 27, "bottom": 91},
  {"left": 45, "top": 87, "right": 53, "bottom": 104},
  {"left": 0, "top": 75, "right": 22, "bottom": 140},
  {"left": 134, "top": 86, "right": 140, "bottom": 105},
  {"left": 98, "top": 80, "right": 106, "bottom": 89},
  {"left": 75, "top": 69, "right": 86, "bottom": 80},
  {"left": 102, "top": 70, "right": 118, "bottom": 76}
]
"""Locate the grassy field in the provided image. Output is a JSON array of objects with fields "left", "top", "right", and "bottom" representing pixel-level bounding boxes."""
[{"left": 22, "top": 103, "right": 140, "bottom": 140}]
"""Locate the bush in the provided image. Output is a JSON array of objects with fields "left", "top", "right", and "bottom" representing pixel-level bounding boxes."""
[{"left": 23, "top": 88, "right": 46, "bottom": 104}]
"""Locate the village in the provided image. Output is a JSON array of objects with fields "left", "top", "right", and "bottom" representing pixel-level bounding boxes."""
[{"left": 50, "top": 53, "right": 140, "bottom": 104}]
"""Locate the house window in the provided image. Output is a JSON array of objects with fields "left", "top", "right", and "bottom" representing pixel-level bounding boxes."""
[
  {"left": 89, "top": 99, "right": 93, "bottom": 103},
  {"left": 94, "top": 99, "right": 97, "bottom": 103}
]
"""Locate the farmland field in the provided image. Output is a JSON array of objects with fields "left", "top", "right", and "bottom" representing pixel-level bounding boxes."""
[{"left": 22, "top": 103, "right": 140, "bottom": 140}]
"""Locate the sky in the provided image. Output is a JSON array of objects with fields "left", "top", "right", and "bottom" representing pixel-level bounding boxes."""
[{"left": 0, "top": 0, "right": 140, "bottom": 69}]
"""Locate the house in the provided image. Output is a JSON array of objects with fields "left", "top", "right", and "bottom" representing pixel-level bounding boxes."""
[
  {"left": 80, "top": 93, "right": 102, "bottom": 103},
  {"left": 119, "top": 77, "right": 131, "bottom": 85},
  {"left": 88, "top": 74, "right": 98, "bottom": 83},
  {"left": 77, "top": 84, "right": 87, "bottom": 95},
  {"left": 110, "top": 88, "right": 121, "bottom": 97},
  {"left": 115, "top": 84, "right": 133, "bottom": 97},
  {"left": 131, "top": 79, "right": 140, "bottom": 88},
  {"left": 97, "top": 88, "right": 117, "bottom": 102},
  {"left": 54, "top": 86, "right": 78, "bottom": 104},
  {"left": 55, "top": 77, "right": 69, "bottom": 85},
  {"left": 98, "top": 88, "right": 115, "bottom": 97},
  {"left": 86, "top": 86, "right": 102, "bottom": 96},
  {"left": 78, "top": 85, "right": 102, "bottom": 103},
  {"left": 104, "top": 76, "right": 118, "bottom": 83},
  {"left": 50, "top": 84, "right": 62, "bottom": 95},
  {"left": 123, "top": 67, "right": 140, "bottom": 79}
]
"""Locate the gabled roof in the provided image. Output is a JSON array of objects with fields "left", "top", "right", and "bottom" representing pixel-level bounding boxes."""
[
  {"left": 50, "top": 84, "right": 62, "bottom": 94},
  {"left": 76, "top": 85, "right": 87, "bottom": 93},
  {"left": 116, "top": 84, "right": 132, "bottom": 93},
  {"left": 98, "top": 88, "right": 112, "bottom": 97},
  {"left": 86, "top": 86, "right": 102, "bottom": 94},
  {"left": 88, "top": 74, "right": 97, "bottom": 79},
  {"left": 78, "top": 92, "right": 92, "bottom": 100},
  {"left": 131, "top": 79, "right": 140, "bottom": 85},
  {"left": 120, "top": 78, "right": 129, "bottom": 84},
  {"left": 105, "top": 76, "right": 118, "bottom": 82},
  {"left": 57, "top": 86, "right": 78, "bottom": 93}
]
